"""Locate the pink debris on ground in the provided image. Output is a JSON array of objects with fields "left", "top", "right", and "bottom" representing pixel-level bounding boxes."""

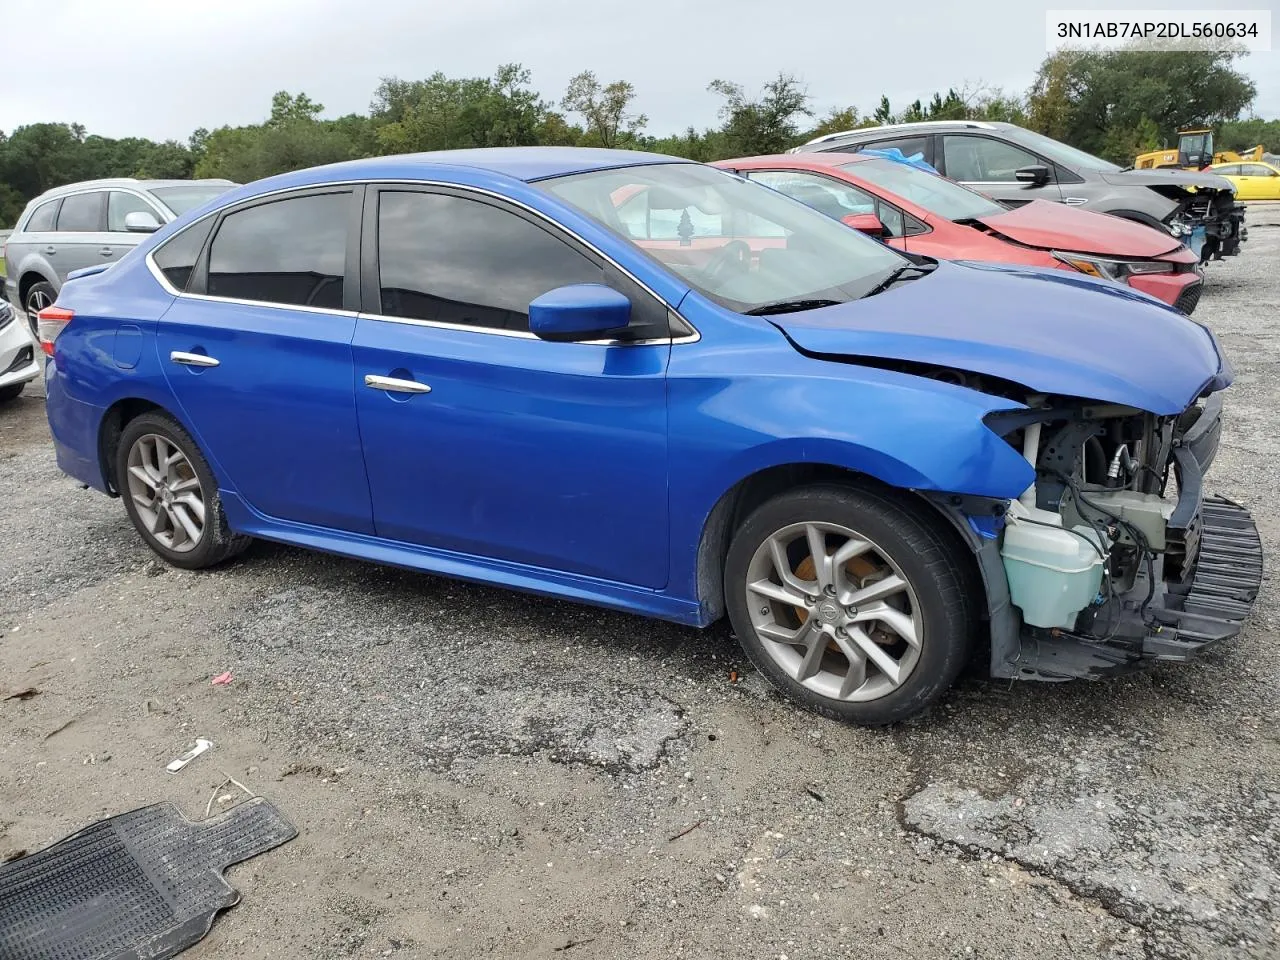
[{"left": 211, "top": 672, "right": 233, "bottom": 686}]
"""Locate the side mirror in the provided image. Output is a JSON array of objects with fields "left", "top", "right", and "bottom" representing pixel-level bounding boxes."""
[
  {"left": 123, "top": 211, "right": 162, "bottom": 233},
  {"left": 842, "top": 212, "right": 885, "bottom": 236},
  {"left": 529, "top": 284, "right": 631, "bottom": 342},
  {"left": 1014, "top": 165, "right": 1052, "bottom": 186}
]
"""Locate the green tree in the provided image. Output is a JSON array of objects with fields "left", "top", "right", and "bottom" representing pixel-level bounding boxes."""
[
  {"left": 805, "top": 106, "right": 861, "bottom": 141},
  {"left": 708, "top": 73, "right": 812, "bottom": 156},
  {"left": 1028, "top": 47, "right": 1256, "bottom": 161},
  {"left": 561, "top": 71, "right": 646, "bottom": 148}
]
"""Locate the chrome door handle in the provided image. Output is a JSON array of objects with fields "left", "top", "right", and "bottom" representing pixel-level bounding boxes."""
[
  {"left": 170, "top": 351, "right": 219, "bottom": 368},
  {"left": 364, "top": 374, "right": 431, "bottom": 394}
]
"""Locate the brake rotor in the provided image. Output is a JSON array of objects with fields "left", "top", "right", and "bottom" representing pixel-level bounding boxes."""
[{"left": 790, "top": 552, "right": 886, "bottom": 648}]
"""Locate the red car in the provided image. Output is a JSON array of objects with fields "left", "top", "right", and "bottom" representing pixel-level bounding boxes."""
[{"left": 713, "top": 153, "right": 1203, "bottom": 313}]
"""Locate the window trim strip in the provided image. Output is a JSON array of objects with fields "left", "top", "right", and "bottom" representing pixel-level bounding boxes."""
[{"left": 144, "top": 178, "right": 700, "bottom": 345}]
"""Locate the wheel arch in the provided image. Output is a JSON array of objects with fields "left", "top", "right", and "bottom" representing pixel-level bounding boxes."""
[
  {"left": 1102, "top": 208, "right": 1169, "bottom": 232},
  {"left": 18, "top": 269, "right": 57, "bottom": 306},
  {"left": 97, "top": 397, "right": 169, "bottom": 496},
  {"left": 692, "top": 462, "right": 988, "bottom": 625}
]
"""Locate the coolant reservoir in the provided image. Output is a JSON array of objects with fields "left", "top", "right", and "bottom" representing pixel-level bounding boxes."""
[{"left": 1000, "top": 504, "right": 1106, "bottom": 629}]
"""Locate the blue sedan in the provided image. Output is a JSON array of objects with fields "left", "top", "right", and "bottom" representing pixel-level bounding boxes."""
[{"left": 36, "top": 147, "right": 1257, "bottom": 724}]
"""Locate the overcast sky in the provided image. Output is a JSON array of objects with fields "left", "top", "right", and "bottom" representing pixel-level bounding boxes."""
[{"left": 5, "top": 0, "right": 1277, "bottom": 142}]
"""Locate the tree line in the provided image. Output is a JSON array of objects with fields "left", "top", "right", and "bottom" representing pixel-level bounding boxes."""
[{"left": 0, "top": 47, "right": 1273, "bottom": 226}]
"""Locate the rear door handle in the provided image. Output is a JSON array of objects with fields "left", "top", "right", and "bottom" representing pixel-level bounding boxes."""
[
  {"left": 99, "top": 247, "right": 113, "bottom": 257},
  {"left": 170, "top": 351, "right": 220, "bottom": 368},
  {"left": 364, "top": 374, "right": 431, "bottom": 394},
  {"left": 43, "top": 245, "right": 56, "bottom": 255}
]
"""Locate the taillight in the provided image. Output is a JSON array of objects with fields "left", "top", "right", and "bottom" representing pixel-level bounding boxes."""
[{"left": 37, "top": 305, "right": 74, "bottom": 356}]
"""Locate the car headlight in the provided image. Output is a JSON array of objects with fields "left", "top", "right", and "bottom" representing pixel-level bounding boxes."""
[{"left": 1052, "top": 252, "right": 1174, "bottom": 282}]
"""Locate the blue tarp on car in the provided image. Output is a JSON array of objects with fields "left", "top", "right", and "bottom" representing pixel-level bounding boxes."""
[{"left": 858, "top": 148, "right": 940, "bottom": 175}]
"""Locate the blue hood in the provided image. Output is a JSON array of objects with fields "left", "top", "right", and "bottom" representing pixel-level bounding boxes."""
[{"left": 772, "top": 260, "right": 1230, "bottom": 415}]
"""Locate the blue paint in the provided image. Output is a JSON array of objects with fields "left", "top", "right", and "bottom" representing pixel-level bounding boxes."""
[{"left": 42, "top": 147, "right": 1232, "bottom": 628}]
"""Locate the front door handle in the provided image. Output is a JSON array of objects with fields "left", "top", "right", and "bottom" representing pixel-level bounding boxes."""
[
  {"left": 364, "top": 374, "right": 431, "bottom": 394},
  {"left": 43, "top": 245, "right": 56, "bottom": 255},
  {"left": 99, "top": 247, "right": 114, "bottom": 257},
  {"left": 170, "top": 351, "right": 220, "bottom": 368}
]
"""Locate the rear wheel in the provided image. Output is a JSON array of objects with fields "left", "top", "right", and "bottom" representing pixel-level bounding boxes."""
[
  {"left": 724, "top": 484, "right": 974, "bottom": 725},
  {"left": 116, "top": 412, "right": 251, "bottom": 569},
  {"left": 24, "top": 281, "right": 56, "bottom": 337}
]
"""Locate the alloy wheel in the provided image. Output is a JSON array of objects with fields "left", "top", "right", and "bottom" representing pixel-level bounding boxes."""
[
  {"left": 744, "top": 521, "right": 923, "bottom": 703},
  {"left": 125, "top": 434, "right": 206, "bottom": 553},
  {"left": 25, "top": 287, "right": 51, "bottom": 335}
]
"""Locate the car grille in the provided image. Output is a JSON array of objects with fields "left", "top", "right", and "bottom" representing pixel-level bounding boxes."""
[{"left": 1174, "top": 283, "right": 1203, "bottom": 315}]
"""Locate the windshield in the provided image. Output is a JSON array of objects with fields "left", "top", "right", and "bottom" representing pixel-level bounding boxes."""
[
  {"left": 844, "top": 159, "right": 1005, "bottom": 221},
  {"left": 1006, "top": 128, "right": 1121, "bottom": 173},
  {"left": 540, "top": 163, "right": 907, "bottom": 313},
  {"left": 150, "top": 184, "right": 236, "bottom": 215}
]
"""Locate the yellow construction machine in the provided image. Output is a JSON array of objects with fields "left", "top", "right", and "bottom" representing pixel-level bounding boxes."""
[{"left": 1135, "top": 128, "right": 1264, "bottom": 171}]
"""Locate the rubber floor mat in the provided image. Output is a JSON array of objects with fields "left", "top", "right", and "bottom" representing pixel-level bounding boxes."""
[{"left": 0, "top": 798, "right": 296, "bottom": 960}]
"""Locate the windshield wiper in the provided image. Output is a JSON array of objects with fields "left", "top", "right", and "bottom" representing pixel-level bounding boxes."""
[
  {"left": 862, "top": 263, "right": 934, "bottom": 298},
  {"left": 744, "top": 298, "right": 844, "bottom": 316}
]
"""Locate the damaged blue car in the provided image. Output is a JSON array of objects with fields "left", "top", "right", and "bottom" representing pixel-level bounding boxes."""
[{"left": 38, "top": 148, "right": 1260, "bottom": 724}]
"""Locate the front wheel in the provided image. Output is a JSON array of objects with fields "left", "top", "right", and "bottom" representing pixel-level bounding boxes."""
[
  {"left": 24, "top": 281, "right": 56, "bottom": 337},
  {"left": 724, "top": 485, "right": 974, "bottom": 725},
  {"left": 116, "top": 412, "right": 251, "bottom": 569}
]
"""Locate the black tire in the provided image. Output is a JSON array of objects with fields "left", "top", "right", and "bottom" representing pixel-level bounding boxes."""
[
  {"left": 116, "top": 411, "right": 251, "bottom": 570},
  {"left": 724, "top": 484, "right": 975, "bottom": 725},
  {"left": 0, "top": 383, "right": 23, "bottom": 403},
  {"left": 24, "top": 280, "right": 56, "bottom": 337}
]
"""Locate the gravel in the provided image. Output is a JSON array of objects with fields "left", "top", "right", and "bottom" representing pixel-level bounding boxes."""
[{"left": 2, "top": 208, "right": 1278, "bottom": 959}]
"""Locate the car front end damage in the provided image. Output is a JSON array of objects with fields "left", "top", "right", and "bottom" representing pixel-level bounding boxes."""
[
  {"left": 950, "top": 385, "right": 1261, "bottom": 682},
  {"left": 1161, "top": 185, "right": 1247, "bottom": 262}
]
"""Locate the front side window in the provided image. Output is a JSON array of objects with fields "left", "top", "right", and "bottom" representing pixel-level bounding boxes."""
[
  {"left": 1243, "top": 164, "right": 1277, "bottom": 177},
  {"left": 55, "top": 192, "right": 104, "bottom": 232},
  {"left": 943, "top": 136, "right": 1041, "bottom": 183},
  {"left": 845, "top": 158, "right": 1007, "bottom": 222},
  {"left": 108, "top": 192, "right": 161, "bottom": 232},
  {"left": 377, "top": 191, "right": 603, "bottom": 332},
  {"left": 24, "top": 199, "right": 59, "bottom": 232},
  {"left": 746, "top": 169, "right": 909, "bottom": 239},
  {"left": 541, "top": 162, "right": 907, "bottom": 313},
  {"left": 207, "top": 192, "right": 348, "bottom": 309},
  {"left": 152, "top": 219, "right": 215, "bottom": 291}
]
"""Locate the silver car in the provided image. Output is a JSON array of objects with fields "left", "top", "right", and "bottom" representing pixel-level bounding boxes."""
[
  {"left": 4, "top": 178, "right": 237, "bottom": 331},
  {"left": 792, "top": 121, "right": 1245, "bottom": 262}
]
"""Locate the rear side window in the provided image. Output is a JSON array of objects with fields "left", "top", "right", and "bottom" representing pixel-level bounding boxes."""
[
  {"left": 24, "top": 199, "right": 60, "bottom": 232},
  {"left": 108, "top": 192, "right": 161, "bottom": 232},
  {"left": 377, "top": 191, "right": 603, "bottom": 332},
  {"left": 207, "top": 192, "right": 349, "bottom": 309},
  {"left": 830, "top": 135, "right": 929, "bottom": 159},
  {"left": 153, "top": 219, "right": 215, "bottom": 291},
  {"left": 56, "top": 192, "right": 105, "bottom": 232}
]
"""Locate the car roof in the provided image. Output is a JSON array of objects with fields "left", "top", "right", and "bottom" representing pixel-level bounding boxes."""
[
  {"left": 720, "top": 153, "right": 864, "bottom": 169},
  {"left": 801, "top": 120, "right": 1012, "bottom": 148},
  {"left": 35, "top": 178, "right": 237, "bottom": 198},
  {"left": 244, "top": 148, "right": 694, "bottom": 192}
]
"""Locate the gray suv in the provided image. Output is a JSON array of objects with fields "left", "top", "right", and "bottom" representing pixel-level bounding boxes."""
[
  {"left": 792, "top": 121, "right": 1245, "bottom": 263},
  {"left": 4, "top": 178, "right": 236, "bottom": 331}
]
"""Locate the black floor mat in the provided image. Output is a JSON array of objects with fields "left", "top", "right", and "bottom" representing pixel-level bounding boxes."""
[{"left": 0, "top": 798, "right": 297, "bottom": 960}]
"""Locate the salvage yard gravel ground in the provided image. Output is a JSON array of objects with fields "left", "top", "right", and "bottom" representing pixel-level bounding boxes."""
[{"left": 2, "top": 206, "right": 1278, "bottom": 960}]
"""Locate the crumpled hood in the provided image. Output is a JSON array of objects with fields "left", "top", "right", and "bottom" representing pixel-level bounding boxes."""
[
  {"left": 773, "top": 260, "right": 1231, "bottom": 415},
  {"left": 1098, "top": 167, "right": 1235, "bottom": 193},
  {"left": 977, "top": 200, "right": 1182, "bottom": 258}
]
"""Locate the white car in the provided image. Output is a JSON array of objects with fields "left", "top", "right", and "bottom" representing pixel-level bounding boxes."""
[{"left": 0, "top": 300, "right": 39, "bottom": 402}]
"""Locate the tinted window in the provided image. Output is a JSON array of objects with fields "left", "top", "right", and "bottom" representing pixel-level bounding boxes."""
[
  {"left": 24, "top": 199, "right": 59, "bottom": 232},
  {"left": 207, "top": 192, "right": 348, "bottom": 308},
  {"left": 151, "top": 184, "right": 236, "bottom": 215},
  {"left": 56, "top": 192, "right": 104, "bottom": 232},
  {"left": 377, "top": 191, "right": 603, "bottom": 332},
  {"left": 153, "top": 219, "right": 215, "bottom": 291},
  {"left": 943, "top": 136, "right": 1040, "bottom": 182},
  {"left": 864, "top": 136, "right": 930, "bottom": 160},
  {"left": 108, "top": 192, "right": 160, "bottom": 232}
]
